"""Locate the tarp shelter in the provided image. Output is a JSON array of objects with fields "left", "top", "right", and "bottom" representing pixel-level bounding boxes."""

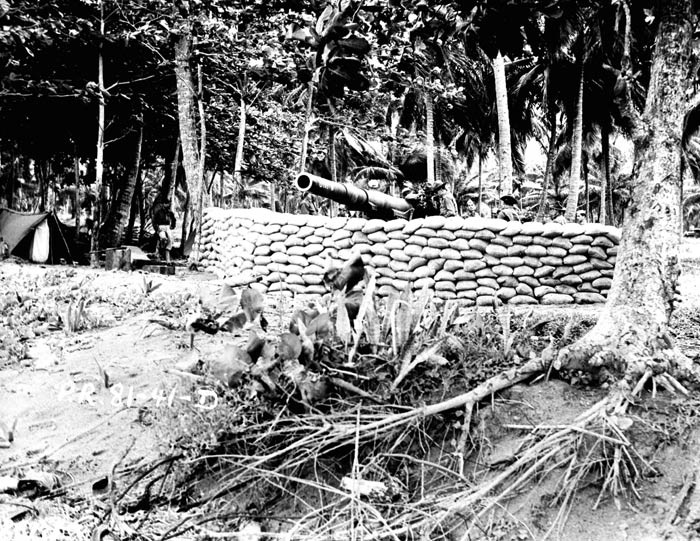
[{"left": 0, "top": 208, "right": 73, "bottom": 264}]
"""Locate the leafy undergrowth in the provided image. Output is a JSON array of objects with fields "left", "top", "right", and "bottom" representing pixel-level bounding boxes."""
[
  {"left": 0, "top": 264, "right": 198, "bottom": 367},
  {"left": 110, "top": 268, "right": 602, "bottom": 540}
]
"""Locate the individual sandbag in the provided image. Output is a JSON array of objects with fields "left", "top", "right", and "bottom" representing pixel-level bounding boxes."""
[
  {"left": 346, "top": 217, "right": 366, "bottom": 232},
  {"left": 591, "top": 236, "right": 615, "bottom": 248},
  {"left": 281, "top": 224, "right": 300, "bottom": 235},
  {"left": 580, "top": 269, "right": 602, "bottom": 282},
  {"left": 254, "top": 255, "right": 272, "bottom": 266},
  {"left": 592, "top": 277, "right": 612, "bottom": 290},
  {"left": 456, "top": 280, "right": 478, "bottom": 291},
  {"left": 497, "top": 276, "right": 518, "bottom": 288},
  {"left": 286, "top": 237, "right": 305, "bottom": 248},
  {"left": 375, "top": 266, "right": 395, "bottom": 278},
  {"left": 396, "top": 271, "right": 415, "bottom": 281},
  {"left": 444, "top": 216, "right": 465, "bottom": 231},
  {"left": 570, "top": 234, "right": 593, "bottom": 245},
  {"left": 560, "top": 223, "right": 585, "bottom": 238},
  {"left": 509, "top": 295, "right": 538, "bottom": 305},
  {"left": 286, "top": 274, "right": 306, "bottom": 287},
  {"left": 444, "top": 260, "right": 463, "bottom": 272},
  {"left": 454, "top": 229, "right": 475, "bottom": 240},
  {"left": 414, "top": 266, "right": 436, "bottom": 279},
  {"left": 440, "top": 248, "right": 461, "bottom": 261},
  {"left": 371, "top": 244, "right": 391, "bottom": 257},
  {"left": 477, "top": 277, "right": 499, "bottom": 290},
  {"left": 460, "top": 261, "right": 489, "bottom": 277},
  {"left": 485, "top": 244, "right": 507, "bottom": 258},
  {"left": 408, "top": 257, "right": 428, "bottom": 271},
  {"left": 436, "top": 281, "right": 456, "bottom": 292},
  {"left": 352, "top": 231, "right": 370, "bottom": 244},
  {"left": 457, "top": 290, "right": 477, "bottom": 300},
  {"left": 555, "top": 285, "right": 577, "bottom": 295},
  {"left": 541, "top": 256, "right": 563, "bottom": 267},
  {"left": 334, "top": 238, "right": 353, "bottom": 250},
  {"left": 287, "top": 255, "right": 308, "bottom": 267},
  {"left": 390, "top": 249, "right": 411, "bottom": 263},
  {"left": 534, "top": 285, "right": 556, "bottom": 297},
  {"left": 331, "top": 229, "right": 353, "bottom": 242},
  {"left": 515, "top": 283, "right": 534, "bottom": 296},
  {"left": 423, "top": 215, "right": 446, "bottom": 229},
  {"left": 421, "top": 247, "right": 441, "bottom": 259},
  {"left": 532, "top": 236, "right": 553, "bottom": 247},
  {"left": 436, "top": 229, "right": 457, "bottom": 241},
  {"left": 474, "top": 229, "right": 496, "bottom": 241},
  {"left": 560, "top": 274, "right": 583, "bottom": 286},
  {"left": 501, "top": 256, "right": 524, "bottom": 268},
  {"left": 476, "top": 286, "right": 496, "bottom": 296},
  {"left": 513, "top": 265, "right": 535, "bottom": 277},
  {"left": 414, "top": 277, "right": 435, "bottom": 290},
  {"left": 475, "top": 268, "right": 497, "bottom": 279},
  {"left": 415, "top": 227, "right": 438, "bottom": 238},
  {"left": 469, "top": 239, "right": 489, "bottom": 252},
  {"left": 452, "top": 238, "right": 471, "bottom": 251},
  {"left": 574, "top": 292, "right": 606, "bottom": 304},
  {"left": 368, "top": 231, "right": 389, "bottom": 243},
  {"left": 495, "top": 287, "right": 516, "bottom": 301},
  {"left": 587, "top": 246, "right": 607, "bottom": 260},
  {"left": 534, "top": 265, "right": 555, "bottom": 278},
  {"left": 304, "top": 274, "right": 324, "bottom": 286},
  {"left": 407, "top": 235, "right": 428, "bottom": 247},
  {"left": 518, "top": 276, "right": 540, "bottom": 288},
  {"left": 552, "top": 266, "right": 574, "bottom": 279},
  {"left": 270, "top": 241, "right": 287, "bottom": 253},
  {"left": 573, "top": 262, "right": 595, "bottom": 274},
  {"left": 525, "top": 245, "right": 547, "bottom": 257},
  {"left": 591, "top": 258, "right": 614, "bottom": 270},
  {"left": 543, "top": 223, "right": 565, "bottom": 238},
  {"left": 579, "top": 282, "right": 598, "bottom": 293},
  {"left": 493, "top": 264, "right": 514, "bottom": 276},
  {"left": 428, "top": 258, "right": 445, "bottom": 272},
  {"left": 405, "top": 244, "right": 423, "bottom": 258},
  {"left": 501, "top": 223, "right": 522, "bottom": 236},
  {"left": 563, "top": 254, "right": 587, "bottom": 266},
  {"left": 384, "top": 219, "right": 407, "bottom": 232},
  {"left": 522, "top": 256, "right": 542, "bottom": 269},
  {"left": 371, "top": 254, "right": 391, "bottom": 268},
  {"left": 541, "top": 293, "right": 574, "bottom": 305},
  {"left": 402, "top": 218, "right": 425, "bottom": 235},
  {"left": 551, "top": 237, "right": 573, "bottom": 250},
  {"left": 253, "top": 245, "right": 271, "bottom": 256},
  {"left": 427, "top": 237, "right": 450, "bottom": 249},
  {"left": 455, "top": 270, "right": 476, "bottom": 281},
  {"left": 507, "top": 245, "right": 527, "bottom": 257},
  {"left": 386, "top": 239, "right": 406, "bottom": 251},
  {"left": 513, "top": 235, "right": 533, "bottom": 245},
  {"left": 520, "top": 222, "right": 544, "bottom": 236},
  {"left": 327, "top": 217, "right": 348, "bottom": 230},
  {"left": 287, "top": 246, "right": 306, "bottom": 257},
  {"left": 389, "top": 259, "right": 409, "bottom": 273},
  {"left": 568, "top": 244, "right": 589, "bottom": 256},
  {"left": 461, "top": 249, "right": 483, "bottom": 260},
  {"left": 269, "top": 232, "right": 287, "bottom": 243},
  {"left": 316, "top": 227, "right": 332, "bottom": 238},
  {"left": 600, "top": 268, "right": 614, "bottom": 277}
]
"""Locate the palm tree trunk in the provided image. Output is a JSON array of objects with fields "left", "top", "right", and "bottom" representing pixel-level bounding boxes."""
[
  {"left": 477, "top": 152, "right": 483, "bottom": 210},
  {"left": 600, "top": 124, "right": 610, "bottom": 224},
  {"left": 126, "top": 171, "right": 142, "bottom": 243},
  {"left": 584, "top": 151, "right": 590, "bottom": 221},
  {"left": 299, "top": 81, "right": 314, "bottom": 173},
  {"left": 174, "top": 1, "right": 203, "bottom": 259},
  {"left": 537, "top": 109, "right": 558, "bottom": 221},
  {"left": 92, "top": 0, "right": 105, "bottom": 261},
  {"left": 73, "top": 154, "right": 81, "bottom": 245},
  {"left": 328, "top": 124, "right": 338, "bottom": 217},
  {"left": 234, "top": 96, "right": 246, "bottom": 196},
  {"left": 493, "top": 51, "right": 513, "bottom": 195},
  {"left": 425, "top": 92, "right": 435, "bottom": 186},
  {"left": 101, "top": 115, "right": 143, "bottom": 247},
  {"left": 564, "top": 62, "right": 585, "bottom": 222}
]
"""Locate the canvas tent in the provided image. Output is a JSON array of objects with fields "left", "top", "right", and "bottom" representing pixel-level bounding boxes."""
[{"left": 0, "top": 208, "right": 73, "bottom": 264}]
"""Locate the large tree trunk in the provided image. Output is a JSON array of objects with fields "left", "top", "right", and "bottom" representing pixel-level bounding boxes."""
[
  {"left": 537, "top": 109, "right": 558, "bottom": 221},
  {"left": 564, "top": 63, "right": 585, "bottom": 222},
  {"left": 126, "top": 171, "right": 142, "bottom": 244},
  {"left": 600, "top": 124, "right": 611, "bottom": 224},
  {"left": 425, "top": 93, "right": 435, "bottom": 186},
  {"left": 557, "top": 0, "right": 697, "bottom": 381},
  {"left": 174, "top": 1, "right": 203, "bottom": 260},
  {"left": 91, "top": 0, "right": 106, "bottom": 261},
  {"left": 73, "top": 154, "right": 81, "bottom": 245},
  {"left": 233, "top": 96, "right": 246, "bottom": 195},
  {"left": 493, "top": 51, "right": 513, "bottom": 195},
  {"left": 299, "top": 81, "right": 314, "bottom": 173},
  {"left": 160, "top": 136, "right": 180, "bottom": 206},
  {"left": 101, "top": 116, "right": 143, "bottom": 247}
]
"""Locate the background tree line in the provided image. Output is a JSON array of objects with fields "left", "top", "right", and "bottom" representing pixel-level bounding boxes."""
[{"left": 0, "top": 0, "right": 697, "bottom": 259}]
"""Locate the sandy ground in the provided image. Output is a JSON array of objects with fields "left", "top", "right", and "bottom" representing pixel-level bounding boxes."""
[{"left": 0, "top": 243, "right": 699, "bottom": 540}]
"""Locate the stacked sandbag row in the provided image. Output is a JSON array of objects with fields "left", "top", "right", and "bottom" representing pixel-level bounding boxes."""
[{"left": 198, "top": 208, "right": 620, "bottom": 305}]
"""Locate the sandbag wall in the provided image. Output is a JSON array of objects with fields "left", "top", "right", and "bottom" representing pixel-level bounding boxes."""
[{"left": 199, "top": 208, "right": 620, "bottom": 305}]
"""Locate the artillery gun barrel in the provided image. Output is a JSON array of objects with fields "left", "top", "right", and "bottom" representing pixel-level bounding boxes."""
[{"left": 295, "top": 173, "right": 413, "bottom": 215}]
